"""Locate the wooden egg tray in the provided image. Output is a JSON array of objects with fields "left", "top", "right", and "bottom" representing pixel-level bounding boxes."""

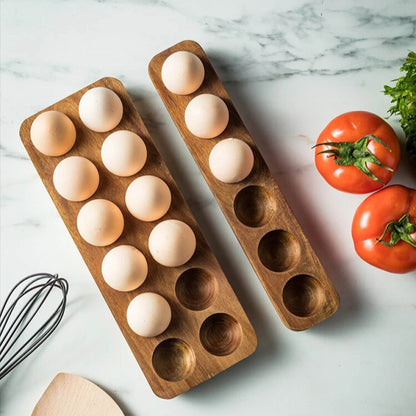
[
  {"left": 149, "top": 40, "right": 340, "bottom": 331},
  {"left": 19, "top": 77, "right": 257, "bottom": 399}
]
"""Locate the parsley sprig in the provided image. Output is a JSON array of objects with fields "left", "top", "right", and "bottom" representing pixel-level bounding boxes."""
[{"left": 384, "top": 51, "right": 416, "bottom": 163}]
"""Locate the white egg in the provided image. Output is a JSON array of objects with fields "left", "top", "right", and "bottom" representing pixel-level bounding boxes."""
[
  {"left": 185, "top": 94, "right": 229, "bottom": 139},
  {"left": 148, "top": 220, "right": 196, "bottom": 267},
  {"left": 101, "top": 130, "right": 147, "bottom": 177},
  {"left": 30, "top": 110, "right": 76, "bottom": 156},
  {"left": 102, "top": 245, "right": 148, "bottom": 292},
  {"left": 77, "top": 199, "right": 124, "bottom": 247},
  {"left": 127, "top": 292, "right": 171, "bottom": 337},
  {"left": 79, "top": 87, "right": 123, "bottom": 132},
  {"left": 125, "top": 175, "right": 171, "bottom": 222},
  {"left": 209, "top": 138, "right": 254, "bottom": 183},
  {"left": 53, "top": 156, "right": 99, "bottom": 201},
  {"left": 161, "top": 51, "right": 205, "bottom": 95}
]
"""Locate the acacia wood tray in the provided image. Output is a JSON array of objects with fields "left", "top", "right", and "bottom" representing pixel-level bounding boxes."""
[
  {"left": 149, "top": 40, "right": 340, "bottom": 331},
  {"left": 20, "top": 77, "right": 257, "bottom": 399}
]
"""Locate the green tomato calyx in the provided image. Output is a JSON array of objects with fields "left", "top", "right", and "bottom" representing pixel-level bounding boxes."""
[
  {"left": 314, "top": 135, "right": 393, "bottom": 183},
  {"left": 376, "top": 214, "right": 416, "bottom": 247}
]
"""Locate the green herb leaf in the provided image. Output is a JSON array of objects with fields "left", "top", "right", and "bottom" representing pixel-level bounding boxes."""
[{"left": 384, "top": 51, "right": 416, "bottom": 163}]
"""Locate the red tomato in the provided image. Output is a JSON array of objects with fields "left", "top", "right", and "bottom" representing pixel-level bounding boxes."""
[
  {"left": 314, "top": 111, "right": 400, "bottom": 193},
  {"left": 351, "top": 185, "right": 416, "bottom": 273}
]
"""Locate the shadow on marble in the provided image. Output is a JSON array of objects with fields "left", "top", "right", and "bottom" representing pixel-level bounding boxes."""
[
  {"left": 181, "top": 335, "right": 292, "bottom": 402},
  {"left": 89, "top": 378, "right": 135, "bottom": 416},
  {"left": 208, "top": 51, "right": 366, "bottom": 333}
]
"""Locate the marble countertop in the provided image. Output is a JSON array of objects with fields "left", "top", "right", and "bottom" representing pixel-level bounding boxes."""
[{"left": 1, "top": 0, "right": 415, "bottom": 414}]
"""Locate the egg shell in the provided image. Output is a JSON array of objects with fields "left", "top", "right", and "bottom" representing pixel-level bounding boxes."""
[
  {"left": 30, "top": 110, "right": 76, "bottom": 156},
  {"left": 209, "top": 138, "right": 254, "bottom": 183},
  {"left": 53, "top": 156, "right": 99, "bottom": 201},
  {"left": 185, "top": 94, "right": 229, "bottom": 139},
  {"left": 77, "top": 199, "right": 124, "bottom": 247},
  {"left": 125, "top": 175, "right": 171, "bottom": 222},
  {"left": 126, "top": 292, "right": 171, "bottom": 337},
  {"left": 148, "top": 219, "right": 196, "bottom": 267},
  {"left": 79, "top": 87, "right": 123, "bottom": 132},
  {"left": 102, "top": 245, "right": 148, "bottom": 292},
  {"left": 161, "top": 51, "right": 205, "bottom": 95},
  {"left": 101, "top": 130, "right": 147, "bottom": 177}
]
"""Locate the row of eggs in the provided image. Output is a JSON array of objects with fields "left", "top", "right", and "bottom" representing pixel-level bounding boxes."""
[
  {"left": 28, "top": 48, "right": 252, "bottom": 339},
  {"left": 162, "top": 51, "right": 254, "bottom": 183},
  {"left": 30, "top": 82, "right": 253, "bottom": 189},
  {"left": 29, "top": 87, "right": 196, "bottom": 339}
]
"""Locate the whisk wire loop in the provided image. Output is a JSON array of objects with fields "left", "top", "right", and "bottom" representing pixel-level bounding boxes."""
[{"left": 0, "top": 273, "right": 68, "bottom": 379}]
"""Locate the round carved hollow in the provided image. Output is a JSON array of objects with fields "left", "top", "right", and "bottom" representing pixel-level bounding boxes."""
[
  {"left": 282, "top": 274, "right": 326, "bottom": 317},
  {"left": 233, "top": 185, "right": 276, "bottom": 228},
  {"left": 175, "top": 268, "right": 218, "bottom": 311},
  {"left": 200, "top": 313, "right": 243, "bottom": 356},
  {"left": 258, "top": 229, "right": 301, "bottom": 272},
  {"left": 152, "top": 338, "right": 196, "bottom": 382}
]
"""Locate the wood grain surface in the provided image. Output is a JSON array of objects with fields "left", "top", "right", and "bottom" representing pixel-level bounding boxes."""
[
  {"left": 32, "top": 373, "right": 125, "bottom": 416},
  {"left": 20, "top": 77, "right": 257, "bottom": 399},
  {"left": 149, "top": 40, "right": 340, "bottom": 331}
]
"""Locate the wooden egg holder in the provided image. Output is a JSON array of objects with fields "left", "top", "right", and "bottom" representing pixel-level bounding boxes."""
[
  {"left": 19, "top": 77, "right": 257, "bottom": 399},
  {"left": 149, "top": 40, "right": 340, "bottom": 331}
]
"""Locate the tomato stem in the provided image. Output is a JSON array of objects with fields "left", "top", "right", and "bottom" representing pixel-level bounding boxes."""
[
  {"left": 376, "top": 214, "right": 416, "bottom": 247},
  {"left": 314, "top": 135, "right": 393, "bottom": 184}
]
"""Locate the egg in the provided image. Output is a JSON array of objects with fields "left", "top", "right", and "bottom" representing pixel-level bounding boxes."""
[
  {"left": 78, "top": 87, "right": 123, "bottom": 132},
  {"left": 127, "top": 292, "right": 171, "bottom": 337},
  {"left": 77, "top": 199, "right": 124, "bottom": 246},
  {"left": 101, "top": 130, "right": 147, "bottom": 176},
  {"left": 209, "top": 138, "right": 254, "bottom": 183},
  {"left": 102, "top": 245, "right": 148, "bottom": 292},
  {"left": 185, "top": 94, "right": 229, "bottom": 139},
  {"left": 125, "top": 175, "right": 171, "bottom": 222},
  {"left": 161, "top": 51, "right": 205, "bottom": 95},
  {"left": 148, "top": 219, "right": 196, "bottom": 267},
  {"left": 53, "top": 156, "right": 99, "bottom": 201},
  {"left": 30, "top": 110, "right": 76, "bottom": 156}
]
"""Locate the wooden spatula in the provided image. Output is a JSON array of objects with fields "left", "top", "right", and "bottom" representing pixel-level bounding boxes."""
[{"left": 32, "top": 373, "right": 125, "bottom": 416}]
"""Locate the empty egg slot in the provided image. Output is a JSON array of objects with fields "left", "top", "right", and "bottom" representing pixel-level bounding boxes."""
[
  {"left": 149, "top": 40, "right": 340, "bottom": 331},
  {"left": 152, "top": 338, "right": 196, "bottom": 381},
  {"left": 258, "top": 229, "right": 301, "bottom": 272},
  {"left": 233, "top": 185, "right": 276, "bottom": 227},
  {"left": 199, "top": 313, "right": 243, "bottom": 356},
  {"left": 175, "top": 268, "right": 218, "bottom": 311},
  {"left": 282, "top": 274, "right": 326, "bottom": 318}
]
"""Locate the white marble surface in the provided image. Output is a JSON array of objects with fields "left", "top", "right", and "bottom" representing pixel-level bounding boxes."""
[{"left": 1, "top": 0, "right": 416, "bottom": 414}]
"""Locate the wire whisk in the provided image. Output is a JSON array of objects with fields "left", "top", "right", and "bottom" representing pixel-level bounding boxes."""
[{"left": 0, "top": 273, "right": 69, "bottom": 380}]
